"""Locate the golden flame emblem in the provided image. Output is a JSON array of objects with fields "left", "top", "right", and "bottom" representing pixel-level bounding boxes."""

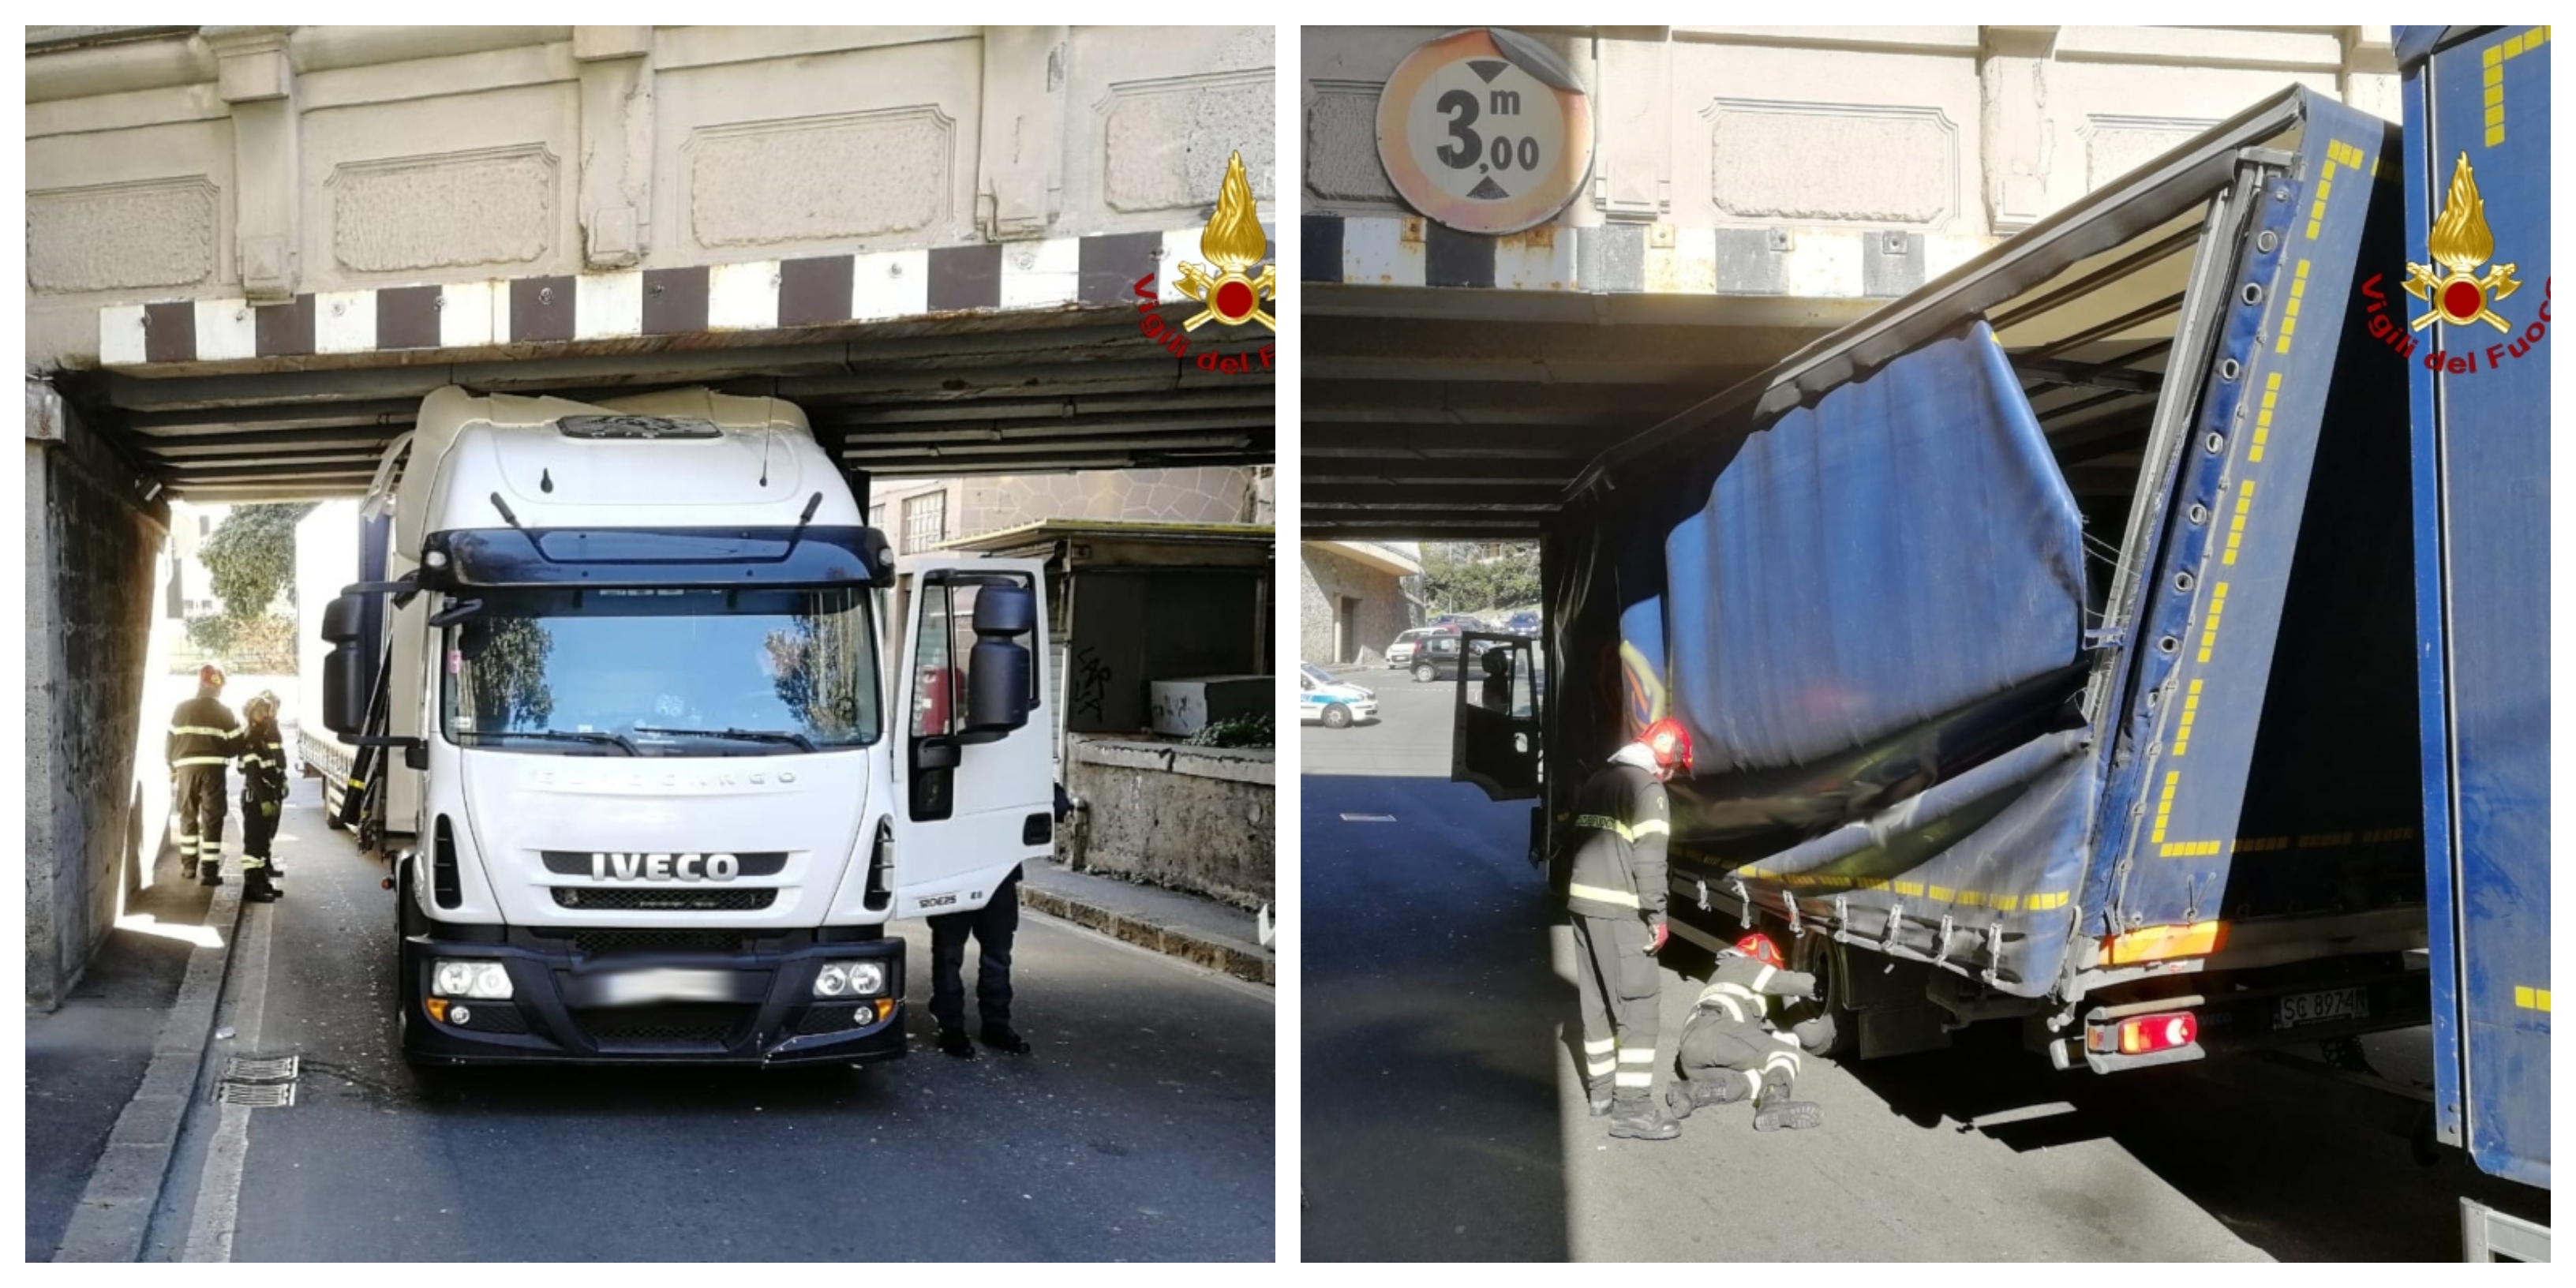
[
  {"left": 2404, "top": 152, "right": 2522, "bottom": 332},
  {"left": 1174, "top": 152, "right": 1275, "bottom": 331}
]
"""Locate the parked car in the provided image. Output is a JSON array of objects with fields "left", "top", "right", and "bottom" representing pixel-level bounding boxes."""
[
  {"left": 1384, "top": 624, "right": 1458, "bottom": 668},
  {"left": 1502, "top": 610, "right": 1541, "bottom": 635},
  {"left": 1299, "top": 662, "right": 1379, "bottom": 728},
  {"left": 1405, "top": 633, "right": 1496, "bottom": 683}
]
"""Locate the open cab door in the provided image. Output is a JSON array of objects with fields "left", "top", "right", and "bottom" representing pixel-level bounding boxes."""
[
  {"left": 1452, "top": 631, "right": 1541, "bottom": 800},
  {"left": 889, "top": 556, "right": 1054, "bottom": 917}
]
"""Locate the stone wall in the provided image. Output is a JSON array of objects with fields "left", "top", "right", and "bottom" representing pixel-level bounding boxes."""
[
  {"left": 1063, "top": 736, "right": 1272, "bottom": 910},
  {"left": 1300, "top": 544, "right": 1413, "bottom": 668},
  {"left": 25, "top": 380, "right": 167, "bottom": 1008}
]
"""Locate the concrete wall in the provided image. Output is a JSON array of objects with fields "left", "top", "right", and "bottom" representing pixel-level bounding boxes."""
[
  {"left": 1304, "top": 25, "right": 2400, "bottom": 289},
  {"left": 27, "top": 24, "right": 1277, "bottom": 369},
  {"left": 1063, "top": 736, "right": 1272, "bottom": 910},
  {"left": 1066, "top": 569, "right": 1267, "bottom": 735},
  {"left": 25, "top": 381, "right": 167, "bottom": 1008},
  {"left": 874, "top": 466, "right": 1267, "bottom": 545},
  {"left": 1301, "top": 544, "right": 1415, "bottom": 668}
]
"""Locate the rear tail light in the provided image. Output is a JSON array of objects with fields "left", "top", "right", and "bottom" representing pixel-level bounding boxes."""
[{"left": 2091, "top": 1010, "right": 2198, "bottom": 1055}]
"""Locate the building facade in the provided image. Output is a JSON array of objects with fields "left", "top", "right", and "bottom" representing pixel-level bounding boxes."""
[{"left": 1300, "top": 540, "right": 1421, "bottom": 668}]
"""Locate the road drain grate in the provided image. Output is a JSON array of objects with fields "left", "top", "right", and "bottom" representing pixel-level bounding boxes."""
[
  {"left": 223, "top": 1054, "right": 299, "bottom": 1083},
  {"left": 215, "top": 1080, "right": 296, "bottom": 1107}
]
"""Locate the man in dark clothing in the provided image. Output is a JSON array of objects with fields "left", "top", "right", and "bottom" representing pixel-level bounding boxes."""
[
  {"left": 1564, "top": 717, "right": 1692, "bottom": 1141},
  {"left": 927, "top": 867, "right": 1028, "bottom": 1058},
  {"left": 236, "top": 690, "right": 289, "bottom": 903},
  {"left": 167, "top": 665, "right": 244, "bottom": 887},
  {"left": 1664, "top": 932, "right": 1832, "bottom": 1132}
]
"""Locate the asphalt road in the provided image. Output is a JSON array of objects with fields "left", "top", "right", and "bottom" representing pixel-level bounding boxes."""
[
  {"left": 148, "top": 779, "right": 1273, "bottom": 1261},
  {"left": 1300, "top": 670, "right": 2548, "bottom": 1261}
]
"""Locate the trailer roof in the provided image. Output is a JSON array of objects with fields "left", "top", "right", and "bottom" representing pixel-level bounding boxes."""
[{"left": 1568, "top": 85, "right": 2340, "bottom": 506}]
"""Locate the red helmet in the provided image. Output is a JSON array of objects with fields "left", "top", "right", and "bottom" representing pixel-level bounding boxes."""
[
  {"left": 1641, "top": 717, "right": 1694, "bottom": 774},
  {"left": 197, "top": 664, "right": 227, "bottom": 689},
  {"left": 1732, "top": 933, "right": 1785, "bottom": 969}
]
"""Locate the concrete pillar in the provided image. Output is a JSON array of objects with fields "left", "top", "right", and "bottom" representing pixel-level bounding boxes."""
[
  {"left": 24, "top": 380, "right": 168, "bottom": 1009},
  {"left": 206, "top": 25, "right": 302, "bottom": 302},
  {"left": 574, "top": 24, "right": 657, "bottom": 268},
  {"left": 1591, "top": 28, "right": 1674, "bottom": 223}
]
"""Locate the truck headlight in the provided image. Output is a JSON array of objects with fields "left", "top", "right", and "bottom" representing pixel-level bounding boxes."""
[
  {"left": 814, "top": 964, "right": 850, "bottom": 997},
  {"left": 432, "top": 959, "right": 514, "bottom": 1000},
  {"left": 846, "top": 961, "right": 886, "bottom": 995}
]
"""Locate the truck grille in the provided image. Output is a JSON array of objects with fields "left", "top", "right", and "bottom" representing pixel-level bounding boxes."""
[
  {"left": 564, "top": 929, "right": 753, "bottom": 956},
  {"left": 550, "top": 888, "right": 777, "bottom": 912},
  {"left": 576, "top": 1004, "right": 748, "bottom": 1046}
]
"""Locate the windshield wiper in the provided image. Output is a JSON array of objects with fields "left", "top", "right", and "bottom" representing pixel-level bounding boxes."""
[
  {"left": 474, "top": 729, "right": 640, "bottom": 756},
  {"left": 632, "top": 725, "right": 818, "bottom": 753}
]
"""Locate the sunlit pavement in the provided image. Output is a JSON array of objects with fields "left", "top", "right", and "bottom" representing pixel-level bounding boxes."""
[
  {"left": 144, "top": 780, "right": 1273, "bottom": 1262},
  {"left": 1301, "top": 672, "right": 2544, "bottom": 1261}
]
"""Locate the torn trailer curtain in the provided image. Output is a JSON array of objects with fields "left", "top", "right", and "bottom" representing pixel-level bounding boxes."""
[{"left": 1649, "top": 322, "right": 2098, "bottom": 994}]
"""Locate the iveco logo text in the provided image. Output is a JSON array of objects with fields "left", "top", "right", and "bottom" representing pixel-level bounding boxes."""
[{"left": 591, "top": 852, "right": 741, "bottom": 882}]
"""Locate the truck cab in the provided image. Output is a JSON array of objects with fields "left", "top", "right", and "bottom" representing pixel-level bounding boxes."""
[{"left": 319, "top": 387, "right": 1054, "bottom": 1066}]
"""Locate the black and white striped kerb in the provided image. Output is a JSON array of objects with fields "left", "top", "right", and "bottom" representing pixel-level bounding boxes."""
[
  {"left": 100, "top": 226, "right": 1269, "bottom": 368},
  {"left": 1301, "top": 213, "right": 1969, "bottom": 298}
]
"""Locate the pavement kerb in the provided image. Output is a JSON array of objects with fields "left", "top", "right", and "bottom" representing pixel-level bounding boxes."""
[
  {"left": 1018, "top": 885, "right": 1275, "bottom": 987},
  {"left": 52, "top": 878, "right": 245, "bottom": 1263}
]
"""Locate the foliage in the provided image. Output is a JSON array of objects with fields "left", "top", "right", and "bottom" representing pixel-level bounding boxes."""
[
  {"left": 200, "top": 504, "right": 316, "bottom": 621},
  {"left": 469, "top": 619, "right": 557, "bottom": 728},
  {"left": 185, "top": 612, "right": 301, "bottom": 673},
  {"left": 1417, "top": 541, "right": 1541, "bottom": 615},
  {"left": 1185, "top": 712, "right": 1273, "bottom": 748}
]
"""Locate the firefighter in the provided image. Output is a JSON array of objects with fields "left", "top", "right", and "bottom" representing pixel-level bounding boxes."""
[
  {"left": 167, "top": 664, "right": 244, "bottom": 887},
  {"left": 236, "top": 690, "right": 289, "bottom": 903},
  {"left": 1663, "top": 932, "right": 1832, "bottom": 1132},
  {"left": 1566, "top": 717, "right": 1691, "bottom": 1140}
]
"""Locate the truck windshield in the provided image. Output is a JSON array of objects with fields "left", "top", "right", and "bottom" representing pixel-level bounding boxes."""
[{"left": 441, "top": 586, "right": 880, "bottom": 755}]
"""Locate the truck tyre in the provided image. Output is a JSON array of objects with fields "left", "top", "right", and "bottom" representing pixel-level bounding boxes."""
[
  {"left": 1322, "top": 703, "right": 1354, "bottom": 728},
  {"left": 1784, "top": 929, "right": 1861, "bottom": 1060},
  {"left": 1413, "top": 662, "right": 1436, "bottom": 683}
]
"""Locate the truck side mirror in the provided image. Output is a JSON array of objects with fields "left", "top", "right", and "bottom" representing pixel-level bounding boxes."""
[
  {"left": 962, "top": 582, "right": 1035, "bottom": 739},
  {"left": 320, "top": 593, "right": 365, "bottom": 736}
]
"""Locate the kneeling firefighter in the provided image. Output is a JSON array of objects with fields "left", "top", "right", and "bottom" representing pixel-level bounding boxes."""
[
  {"left": 1565, "top": 717, "right": 1691, "bottom": 1141},
  {"left": 1664, "top": 932, "right": 1833, "bottom": 1132}
]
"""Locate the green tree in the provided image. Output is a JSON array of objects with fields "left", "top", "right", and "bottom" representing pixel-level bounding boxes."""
[
  {"left": 1418, "top": 541, "right": 1541, "bottom": 615},
  {"left": 200, "top": 503, "right": 317, "bottom": 621}
]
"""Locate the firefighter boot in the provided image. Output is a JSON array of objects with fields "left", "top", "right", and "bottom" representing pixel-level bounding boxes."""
[
  {"left": 198, "top": 856, "right": 224, "bottom": 887},
  {"left": 1586, "top": 1083, "right": 1612, "bottom": 1118},
  {"left": 1751, "top": 1067, "right": 1822, "bottom": 1132},
  {"left": 1607, "top": 1094, "right": 1679, "bottom": 1141},
  {"left": 1666, "top": 1073, "right": 1749, "bottom": 1121},
  {"left": 242, "top": 867, "right": 280, "bottom": 904}
]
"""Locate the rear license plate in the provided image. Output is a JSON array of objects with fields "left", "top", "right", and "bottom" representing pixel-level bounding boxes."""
[
  {"left": 2275, "top": 986, "right": 2368, "bottom": 1029},
  {"left": 582, "top": 968, "right": 743, "bottom": 1006}
]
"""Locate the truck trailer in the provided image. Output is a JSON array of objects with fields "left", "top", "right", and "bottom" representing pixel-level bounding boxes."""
[
  {"left": 315, "top": 385, "right": 1056, "bottom": 1066},
  {"left": 1457, "top": 69, "right": 2545, "bottom": 1127}
]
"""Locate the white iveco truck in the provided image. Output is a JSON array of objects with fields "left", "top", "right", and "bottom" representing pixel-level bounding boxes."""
[{"left": 316, "top": 386, "right": 1054, "bottom": 1066}]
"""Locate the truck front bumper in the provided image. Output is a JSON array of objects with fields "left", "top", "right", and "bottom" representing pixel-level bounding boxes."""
[{"left": 398, "top": 932, "right": 905, "bottom": 1067}]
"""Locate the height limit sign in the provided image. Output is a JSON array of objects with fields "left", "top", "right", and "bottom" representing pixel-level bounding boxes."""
[{"left": 1376, "top": 28, "right": 1593, "bottom": 236}]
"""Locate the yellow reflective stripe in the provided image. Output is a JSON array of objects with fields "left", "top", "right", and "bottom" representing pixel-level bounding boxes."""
[
  {"left": 1710, "top": 983, "right": 1764, "bottom": 1003},
  {"left": 1613, "top": 1072, "right": 1655, "bottom": 1088},
  {"left": 1586, "top": 1057, "right": 1616, "bottom": 1076},
  {"left": 1764, "top": 1050, "right": 1801, "bottom": 1073},
  {"left": 173, "top": 756, "right": 229, "bottom": 767},
  {"left": 1629, "top": 818, "right": 1670, "bottom": 838},
  {"left": 1751, "top": 965, "right": 1776, "bottom": 994},
  {"left": 1567, "top": 882, "right": 1642, "bottom": 908},
  {"left": 1582, "top": 1038, "right": 1616, "bottom": 1055},
  {"left": 1574, "top": 813, "right": 1632, "bottom": 840},
  {"left": 1617, "top": 1047, "right": 1657, "bottom": 1064},
  {"left": 170, "top": 725, "right": 235, "bottom": 737}
]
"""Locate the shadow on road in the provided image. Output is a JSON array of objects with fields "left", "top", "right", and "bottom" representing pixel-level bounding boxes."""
[{"left": 1300, "top": 769, "right": 1571, "bottom": 1261}]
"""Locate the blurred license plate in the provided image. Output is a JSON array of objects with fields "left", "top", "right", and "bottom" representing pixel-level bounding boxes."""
[
  {"left": 2275, "top": 987, "right": 2368, "bottom": 1028},
  {"left": 586, "top": 968, "right": 741, "bottom": 1006}
]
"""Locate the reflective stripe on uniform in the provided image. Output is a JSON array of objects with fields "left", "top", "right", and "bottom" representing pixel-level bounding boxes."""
[
  {"left": 1740, "top": 1069, "right": 1763, "bottom": 1098},
  {"left": 1751, "top": 964, "right": 1776, "bottom": 994},
  {"left": 241, "top": 856, "right": 267, "bottom": 870},
  {"left": 1618, "top": 1046, "right": 1656, "bottom": 1064},
  {"left": 1573, "top": 813, "right": 1631, "bottom": 840},
  {"left": 1706, "top": 995, "right": 1746, "bottom": 1023},
  {"left": 1567, "top": 882, "right": 1642, "bottom": 908},
  {"left": 1614, "top": 1071, "right": 1655, "bottom": 1088},
  {"left": 1586, "top": 1056, "right": 1616, "bottom": 1077},
  {"left": 1582, "top": 1037, "right": 1616, "bottom": 1056},
  {"left": 173, "top": 756, "right": 229, "bottom": 768},
  {"left": 1629, "top": 818, "right": 1669, "bottom": 837},
  {"left": 170, "top": 725, "right": 242, "bottom": 738},
  {"left": 1764, "top": 1050, "right": 1801, "bottom": 1075}
]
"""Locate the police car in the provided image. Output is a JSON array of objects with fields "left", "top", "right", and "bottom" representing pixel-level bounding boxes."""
[{"left": 1299, "top": 661, "right": 1379, "bottom": 729}]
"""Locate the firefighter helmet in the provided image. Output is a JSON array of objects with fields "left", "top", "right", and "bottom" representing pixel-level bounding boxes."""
[
  {"left": 1732, "top": 933, "right": 1785, "bottom": 969},
  {"left": 197, "top": 664, "right": 227, "bottom": 689},
  {"left": 1641, "top": 717, "right": 1694, "bottom": 774}
]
